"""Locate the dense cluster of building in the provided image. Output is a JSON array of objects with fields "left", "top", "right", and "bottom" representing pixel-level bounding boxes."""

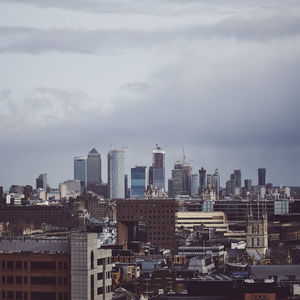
[{"left": 0, "top": 145, "right": 300, "bottom": 300}]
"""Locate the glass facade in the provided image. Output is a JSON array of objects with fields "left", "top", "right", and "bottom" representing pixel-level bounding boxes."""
[{"left": 131, "top": 166, "right": 148, "bottom": 198}]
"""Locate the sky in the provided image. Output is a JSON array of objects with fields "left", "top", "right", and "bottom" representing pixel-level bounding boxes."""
[{"left": 0, "top": 0, "right": 299, "bottom": 190}]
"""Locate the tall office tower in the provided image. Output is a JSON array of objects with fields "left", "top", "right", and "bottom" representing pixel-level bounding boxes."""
[
  {"left": 131, "top": 166, "right": 148, "bottom": 198},
  {"left": 244, "top": 179, "right": 252, "bottom": 192},
  {"left": 148, "top": 166, "right": 153, "bottom": 185},
  {"left": 171, "top": 166, "right": 183, "bottom": 197},
  {"left": 199, "top": 167, "right": 206, "bottom": 195},
  {"left": 74, "top": 156, "right": 87, "bottom": 193},
  {"left": 152, "top": 145, "right": 165, "bottom": 190},
  {"left": 234, "top": 169, "right": 242, "bottom": 188},
  {"left": 207, "top": 174, "right": 213, "bottom": 187},
  {"left": 212, "top": 169, "right": 220, "bottom": 198},
  {"left": 108, "top": 149, "right": 125, "bottom": 199},
  {"left": 258, "top": 168, "right": 266, "bottom": 186},
  {"left": 191, "top": 174, "right": 199, "bottom": 196},
  {"left": 87, "top": 148, "right": 101, "bottom": 185},
  {"left": 36, "top": 173, "right": 47, "bottom": 191},
  {"left": 182, "top": 163, "right": 192, "bottom": 195}
]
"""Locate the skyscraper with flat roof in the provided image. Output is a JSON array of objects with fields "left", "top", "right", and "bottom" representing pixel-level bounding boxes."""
[
  {"left": 199, "top": 167, "right": 206, "bottom": 196},
  {"left": 258, "top": 168, "right": 266, "bottom": 186},
  {"left": 87, "top": 148, "right": 101, "bottom": 185},
  {"left": 131, "top": 166, "right": 148, "bottom": 198},
  {"left": 74, "top": 156, "right": 87, "bottom": 193},
  {"left": 108, "top": 149, "right": 125, "bottom": 199},
  {"left": 152, "top": 145, "right": 165, "bottom": 190},
  {"left": 36, "top": 173, "right": 47, "bottom": 191}
]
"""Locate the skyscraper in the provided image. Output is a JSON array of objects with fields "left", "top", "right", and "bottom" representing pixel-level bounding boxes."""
[
  {"left": 74, "top": 156, "right": 87, "bottom": 193},
  {"left": 36, "top": 173, "right": 47, "bottom": 191},
  {"left": 258, "top": 168, "right": 266, "bottom": 186},
  {"left": 234, "top": 169, "right": 242, "bottom": 188},
  {"left": 212, "top": 169, "right": 220, "bottom": 198},
  {"left": 131, "top": 166, "right": 148, "bottom": 198},
  {"left": 108, "top": 149, "right": 125, "bottom": 199},
  {"left": 191, "top": 174, "right": 199, "bottom": 196},
  {"left": 152, "top": 145, "right": 165, "bottom": 190},
  {"left": 87, "top": 148, "right": 101, "bottom": 185},
  {"left": 199, "top": 167, "right": 206, "bottom": 195}
]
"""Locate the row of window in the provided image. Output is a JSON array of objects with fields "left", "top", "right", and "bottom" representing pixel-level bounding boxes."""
[
  {"left": 97, "top": 285, "right": 112, "bottom": 295},
  {"left": 2, "top": 276, "right": 68, "bottom": 285},
  {"left": 1, "top": 261, "right": 68, "bottom": 270}
]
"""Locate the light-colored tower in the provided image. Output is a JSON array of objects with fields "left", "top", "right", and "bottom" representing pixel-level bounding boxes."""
[
  {"left": 152, "top": 145, "right": 165, "bottom": 190},
  {"left": 87, "top": 148, "right": 102, "bottom": 185},
  {"left": 246, "top": 202, "right": 268, "bottom": 258},
  {"left": 108, "top": 149, "right": 125, "bottom": 199}
]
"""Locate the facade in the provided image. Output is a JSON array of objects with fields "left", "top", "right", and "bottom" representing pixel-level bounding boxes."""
[
  {"left": 130, "top": 166, "right": 148, "bottom": 198},
  {"left": 198, "top": 167, "right": 206, "bottom": 196},
  {"left": 87, "top": 148, "right": 102, "bottom": 185},
  {"left": 234, "top": 169, "right": 242, "bottom": 188},
  {"left": 36, "top": 173, "right": 47, "bottom": 191},
  {"left": 212, "top": 169, "right": 220, "bottom": 198},
  {"left": 176, "top": 211, "right": 228, "bottom": 233},
  {"left": 191, "top": 174, "right": 199, "bottom": 196},
  {"left": 108, "top": 150, "right": 125, "bottom": 199},
  {"left": 116, "top": 198, "right": 177, "bottom": 253},
  {"left": 258, "top": 168, "right": 266, "bottom": 186},
  {"left": 152, "top": 145, "right": 165, "bottom": 190},
  {"left": 74, "top": 156, "right": 87, "bottom": 193},
  {"left": 0, "top": 233, "right": 112, "bottom": 300},
  {"left": 244, "top": 179, "right": 252, "bottom": 192}
]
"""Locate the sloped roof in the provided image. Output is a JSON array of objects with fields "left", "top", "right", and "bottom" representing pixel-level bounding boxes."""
[{"left": 89, "top": 148, "right": 99, "bottom": 154}]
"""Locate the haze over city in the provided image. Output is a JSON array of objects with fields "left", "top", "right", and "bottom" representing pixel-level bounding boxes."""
[{"left": 0, "top": 0, "right": 299, "bottom": 189}]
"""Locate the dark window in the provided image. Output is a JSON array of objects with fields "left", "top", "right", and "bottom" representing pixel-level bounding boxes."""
[
  {"left": 24, "top": 277, "right": 28, "bottom": 284},
  {"left": 31, "top": 277, "right": 56, "bottom": 285},
  {"left": 24, "top": 261, "right": 27, "bottom": 269},
  {"left": 59, "top": 262, "right": 62, "bottom": 270},
  {"left": 16, "top": 276, "right": 22, "bottom": 284},
  {"left": 90, "top": 251, "right": 94, "bottom": 269},
  {"left": 97, "top": 287, "right": 103, "bottom": 295},
  {"left": 97, "top": 258, "right": 104, "bottom": 266},
  {"left": 59, "top": 277, "right": 62, "bottom": 285},
  {"left": 31, "top": 261, "right": 55, "bottom": 270},
  {"left": 7, "top": 276, "right": 13, "bottom": 284},
  {"left": 16, "top": 261, "right": 22, "bottom": 269},
  {"left": 2, "top": 276, "right": 5, "bottom": 284},
  {"left": 64, "top": 262, "right": 67, "bottom": 270},
  {"left": 97, "top": 273, "right": 103, "bottom": 280},
  {"left": 24, "top": 292, "right": 27, "bottom": 300},
  {"left": 16, "top": 292, "right": 22, "bottom": 299},
  {"left": 59, "top": 293, "right": 62, "bottom": 300},
  {"left": 64, "top": 293, "right": 67, "bottom": 300},
  {"left": 91, "top": 274, "right": 94, "bottom": 300},
  {"left": 7, "top": 291, "right": 13, "bottom": 299},
  {"left": 2, "top": 261, "right": 5, "bottom": 269},
  {"left": 7, "top": 261, "right": 13, "bottom": 269},
  {"left": 31, "top": 292, "right": 56, "bottom": 300},
  {"left": 64, "top": 277, "right": 67, "bottom": 285},
  {"left": 1, "top": 291, "right": 5, "bottom": 299}
]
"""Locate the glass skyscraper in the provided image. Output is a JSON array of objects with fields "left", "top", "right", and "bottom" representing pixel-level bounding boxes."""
[
  {"left": 87, "top": 148, "right": 101, "bottom": 185},
  {"left": 74, "top": 156, "right": 87, "bottom": 193},
  {"left": 131, "top": 166, "right": 148, "bottom": 198},
  {"left": 108, "top": 149, "right": 125, "bottom": 199},
  {"left": 152, "top": 145, "right": 165, "bottom": 190}
]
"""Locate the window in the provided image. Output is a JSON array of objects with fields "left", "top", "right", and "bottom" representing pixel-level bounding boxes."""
[
  {"left": 1, "top": 291, "right": 5, "bottom": 299},
  {"left": 16, "top": 276, "right": 22, "bottom": 284},
  {"left": 97, "top": 273, "right": 103, "bottom": 280},
  {"left": 16, "top": 292, "right": 22, "bottom": 300},
  {"left": 97, "top": 258, "right": 104, "bottom": 266},
  {"left": 7, "top": 261, "right": 13, "bottom": 269},
  {"left": 64, "top": 262, "right": 68, "bottom": 270},
  {"left": 90, "top": 251, "right": 94, "bottom": 269},
  {"left": 16, "top": 261, "right": 22, "bottom": 269},
  {"left": 31, "top": 277, "right": 56, "bottom": 285},
  {"left": 24, "top": 277, "right": 28, "bottom": 284},
  {"left": 7, "top": 291, "right": 13, "bottom": 299},
  {"left": 7, "top": 276, "right": 13, "bottom": 284},
  {"left": 24, "top": 261, "right": 27, "bottom": 269},
  {"left": 64, "top": 277, "right": 67, "bottom": 285},
  {"left": 24, "top": 292, "right": 27, "bottom": 300},
  {"left": 2, "top": 261, "right": 5, "bottom": 269},
  {"left": 97, "top": 287, "right": 103, "bottom": 295},
  {"left": 59, "top": 262, "right": 62, "bottom": 270},
  {"left": 31, "top": 261, "right": 55, "bottom": 270},
  {"left": 2, "top": 276, "right": 5, "bottom": 284}
]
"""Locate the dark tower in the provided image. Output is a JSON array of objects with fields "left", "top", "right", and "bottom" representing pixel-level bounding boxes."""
[{"left": 258, "top": 168, "right": 266, "bottom": 186}]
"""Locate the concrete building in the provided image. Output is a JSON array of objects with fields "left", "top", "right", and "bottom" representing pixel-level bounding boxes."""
[
  {"left": 130, "top": 166, "right": 148, "bottom": 198},
  {"left": 108, "top": 150, "right": 125, "bottom": 199},
  {"left": 87, "top": 148, "right": 102, "bottom": 185},
  {"left": 176, "top": 211, "right": 228, "bottom": 234},
  {"left": 116, "top": 198, "right": 177, "bottom": 253},
  {"left": 258, "top": 168, "right": 266, "bottom": 186},
  {"left": 74, "top": 156, "right": 87, "bottom": 193},
  {"left": 152, "top": 145, "right": 165, "bottom": 190},
  {"left": 0, "top": 232, "right": 112, "bottom": 300}
]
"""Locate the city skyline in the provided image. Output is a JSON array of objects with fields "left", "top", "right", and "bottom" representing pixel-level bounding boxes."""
[{"left": 0, "top": 1, "right": 299, "bottom": 189}]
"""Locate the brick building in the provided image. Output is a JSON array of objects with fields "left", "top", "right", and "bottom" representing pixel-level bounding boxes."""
[{"left": 116, "top": 199, "right": 177, "bottom": 253}]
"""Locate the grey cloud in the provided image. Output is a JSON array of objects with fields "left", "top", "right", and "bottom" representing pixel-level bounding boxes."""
[{"left": 1, "top": 14, "right": 300, "bottom": 54}]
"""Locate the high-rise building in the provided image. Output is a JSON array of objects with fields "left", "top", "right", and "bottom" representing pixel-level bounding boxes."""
[
  {"left": 124, "top": 174, "right": 129, "bottom": 198},
  {"left": 74, "top": 156, "right": 87, "bottom": 193},
  {"left": 191, "top": 174, "right": 199, "bottom": 196},
  {"left": 36, "top": 173, "right": 47, "bottom": 191},
  {"left": 182, "top": 163, "right": 192, "bottom": 195},
  {"left": 212, "top": 169, "right": 220, "bottom": 198},
  {"left": 199, "top": 167, "right": 206, "bottom": 196},
  {"left": 152, "top": 145, "right": 165, "bottom": 190},
  {"left": 244, "top": 179, "right": 252, "bottom": 192},
  {"left": 234, "top": 169, "right": 242, "bottom": 188},
  {"left": 87, "top": 148, "right": 101, "bottom": 185},
  {"left": 258, "top": 168, "right": 266, "bottom": 186},
  {"left": 108, "top": 149, "right": 125, "bottom": 199},
  {"left": 131, "top": 166, "right": 148, "bottom": 198},
  {"left": 171, "top": 166, "right": 183, "bottom": 197}
]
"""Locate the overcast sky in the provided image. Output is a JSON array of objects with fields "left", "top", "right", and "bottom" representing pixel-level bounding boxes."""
[{"left": 0, "top": 0, "right": 299, "bottom": 190}]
